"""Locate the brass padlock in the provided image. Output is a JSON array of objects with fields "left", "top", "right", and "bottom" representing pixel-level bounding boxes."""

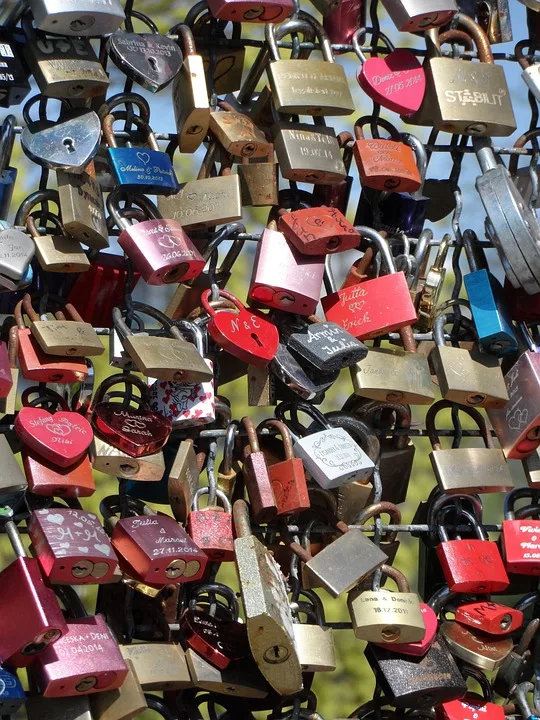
[
  {"left": 119, "top": 643, "right": 192, "bottom": 691},
  {"left": 25, "top": 295, "right": 104, "bottom": 357},
  {"left": 185, "top": 649, "right": 268, "bottom": 698},
  {"left": 27, "top": 212, "right": 90, "bottom": 274},
  {"left": 90, "top": 659, "right": 147, "bottom": 720},
  {"left": 292, "top": 589, "right": 336, "bottom": 672},
  {"left": 209, "top": 100, "right": 270, "bottom": 158},
  {"left": 348, "top": 564, "right": 426, "bottom": 644},
  {"left": 238, "top": 144, "right": 278, "bottom": 207},
  {"left": 57, "top": 162, "right": 109, "bottom": 250},
  {"left": 90, "top": 435, "right": 165, "bottom": 481},
  {"left": 168, "top": 439, "right": 204, "bottom": 524}
]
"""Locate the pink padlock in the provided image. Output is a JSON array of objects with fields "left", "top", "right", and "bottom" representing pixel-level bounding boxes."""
[
  {"left": 374, "top": 603, "right": 438, "bottom": 657},
  {"left": 108, "top": 192, "right": 205, "bottom": 286},
  {"left": 249, "top": 222, "right": 325, "bottom": 316}
]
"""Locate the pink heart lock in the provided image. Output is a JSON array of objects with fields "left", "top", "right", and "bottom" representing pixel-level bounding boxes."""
[
  {"left": 15, "top": 407, "right": 93, "bottom": 469},
  {"left": 374, "top": 603, "right": 437, "bottom": 657},
  {"left": 358, "top": 49, "right": 426, "bottom": 116}
]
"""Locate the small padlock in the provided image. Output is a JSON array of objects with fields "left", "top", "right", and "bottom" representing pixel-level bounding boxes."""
[
  {"left": 187, "top": 487, "right": 234, "bottom": 562},
  {"left": 101, "top": 93, "right": 179, "bottom": 195},
  {"left": 348, "top": 564, "right": 426, "bottom": 644},
  {"left": 26, "top": 210, "right": 90, "bottom": 274},
  {"left": 240, "top": 416, "right": 277, "bottom": 523},
  {"left": 119, "top": 642, "right": 192, "bottom": 691},
  {"left": 23, "top": 448, "right": 95, "bottom": 499},
  {"left": 238, "top": 145, "right": 278, "bottom": 207},
  {"left": 57, "top": 162, "right": 109, "bottom": 250},
  {"left": 100, "top": 495, "right": 207, "bottom": 586},
  {"left": 292, "top": 589, "right": 336, "bottom": 672},
  {"left": 427, "top": 399, "right": 513, "bottom": 494},
  {"left": 436, "top": 506, "right": 509, "bottom": 593},
  {"left": 25, "top": 296, "right": 103, "bottom": 357},
  {"left": 0, "top": 28, "right": 31, "bottom": 108},
  {"left": 209, "top": 101, "right": 271, "bottom": 159},
  {"left": 167, "top": 439, "right": 205, "bottom": 523},
  {"left": 454, "top": 599, "right": 523, "bottom": 635},
  {"left": 277, "top": 205, "right": 360, "bottom": 256},
  {"left": 91, "top": 658, "right": 147, "bottom": 720},
  {"left": 28, "top": 507, "right": 118, "bottom": 585}
]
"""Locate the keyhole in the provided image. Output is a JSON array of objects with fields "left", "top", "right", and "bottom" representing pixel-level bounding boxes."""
[
  {"left": 148, "top": 56, "right": 158, "bottom": 70},
  {"left": 251, "top": 332, "right": 263, "bottom": 347},
  {"left": 63, "top": 137, "right": 76, "bottom": 154},
  {"left": 263, "top": 644, "right": 290, "bottom": 664}
]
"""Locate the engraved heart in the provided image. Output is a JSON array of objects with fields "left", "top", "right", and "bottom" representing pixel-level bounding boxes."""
[
  {"left": 136, "top": 151, "right": 151, "bottom": 166},
  {"left": 78, "top": 547, "right": 89, "bottom": 553},
  {"left": 74, "top": 522, "right": 83, "bottom": 528},
  {"left": 94, "top": 544, "right": 111, "bottom": 556},
  {"left": 58, "top": 542, "right": 70, "bottom": 548},
  {"left": 107, "top": 31, "right": 183, "bottom": 93},
  {"left": 358, "top": 49, "right": 426, "bottom": 115},
  {"left": 92, "top": 402, "right": 171, "bottom": 457},
  {"left": 46, "top": 514, "right": 65, "bottom": 525},
  {"left": 15, "top": 407, "right": 93, "bottom": 468}
]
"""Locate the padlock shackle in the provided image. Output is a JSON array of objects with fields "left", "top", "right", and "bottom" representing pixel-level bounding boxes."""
[
  {"left": 356, "top": 502, "right": 402, "bottom": 544},
  {"left": 188, "top": 581, "right": 240, "bottom": 620},
  {"left": 460, "top": 665, "right": 494, "bottom": 703},
  {"left": 509, "top": 128, "right": 540, "bottom": 176},
  {"left": 102, "top": 110, "right": 159, "bottom": 152},
  {"left": 343, "top": 400, "right": 412, "bottom": 451},
  {"left": 354, "top": 115, "right": 400, "bottom": 142},
  {"left": 514, "top": 40, "right": 535, "bottom": 72},
  {"left": 90, "top": 372, "right": 151, "bottom": 411},
  {"left": 265, "top": 17, "right": 317, "bottom": 63},
  {"left": 462, "top": 229, "right": 488, "bottom": 274},
  {"left": 232, "top": 498, "right": 252, "bottom": 538},
  {"left": 503, "top": 487, "right": 540, "bottom": 521},
  {"left": 106, "top": 189, "right": 161, "bottom": 231},
  {"left": 432, "top": 312, "right": 476, "bottom": 347},
  {"left": 437, "top": 506, "right": 488, "bottom": 543},
  {"left": 427, "top": 584, "right": 457, "bottom": 613},
  {"left": 275, "top": 400, "right": 331, "bottom": 435},
  {"left": 241, "top": 416, "right": 260, "bottom": 453},
  {"left": 438, "top": 28, "right": 475, "bottom": 51},
  {"left": 193, "top": 486, "right": 232, "bottom": 513},
  {"left": 319, "top": 411, "right": 380, "bottom": 462},
  {"left": 14, "top": 188, "right": 60, "bottom": 228},
  {"left": 371, "top": 563, "right": 410, "bottom": 592},
  {"left": 0, "top": 114, "right": 16, "bottom": 173},
  {"left": 99, "top": 92, "right": 151, "bottom": 123},
  {"left": 453, "top": 13, "right": 494, "bottom": 64},
  {"left": 5, "top": 520, "right": 26, "bottom": 559},
  {"left": 172, "top": 24, "right": 197, "bottom": 56},
  {"left": 21, "top": 386, "right": 69, "bottom": 411},
  {"left": 257, "top": 418, "right": 295, "bottom": 460},
  {"left": 124, "top": 8, "right": 160, "bottom": 34},
  {"left": 355, "top": 226, "right": 396, "bottom": 275},
  {"left": 99, "top": 495, "right": 155, "bottom": 527},
  {"left": 220, "top": 421, "right": 237, "bottom": 474},
  {"left": 514, "top": 591, "right": 540, "bottom": 613},
  {"left": 175, "top": 320, "right": 206, "bottom": 356},
  {"left": 426, "top": 399, "right": 493, "bottom": 451}
]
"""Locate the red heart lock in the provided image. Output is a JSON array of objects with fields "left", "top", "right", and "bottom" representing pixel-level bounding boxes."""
[
  {"left": 358, "top": 49, "right": 426, "bottom": 115},
  {"left": 374, "top": 603, "right": 437, "bottom": 657},
  {"left": 92, "top": 403, "right": 172, "bottom": 457},
  {"left": 15, "top": 407, "right": 93, "bottom": 469},
  {"left": 201, "top": 289, "right": 279, "bottom": 367}
]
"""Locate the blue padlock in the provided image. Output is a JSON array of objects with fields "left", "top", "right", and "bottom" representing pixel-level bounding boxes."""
[
  {"left": 463, "top": 229, "right": 517, "bottom": 357},
  {"left": 0, "top": 665, "right": 25, "bottom": 715},
  {"left": 102, "top": 92, "right": 179, "bottom": 196},
  {"left": 355, "top": 188, "right": 429, "bottom": 237}
]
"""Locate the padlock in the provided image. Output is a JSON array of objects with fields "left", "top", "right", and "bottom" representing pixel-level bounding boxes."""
[
  {"left": 120, "top": 642, "right": 192, "bottom": 691},
  {"left": 171, "top": 24, "right": 210, "bottom": 154},
  {"left": 0, "top": 28, "right": 31, "bottom": 108},
  {"left": 113, "top": 305, "right": 211, "bottom": 384},
  {"left": 276, "top": 400, "right": 374, "bottom": 490},
  {"left": 187, "top": 487, "right": 234, "bottom": 561},
  {"left": 31, "top": 587, "right": 128, "bottom": 697},
  {"left": 209, "top": 101, "right": 271, "bottom": 158},
  {"left": 501, "top": 488, "right": 540, "bottom": 576},
  {"left": 277, "top": 205, "right": 360, "bottom": 256},
  {"left": 0, "top": 115, "right": 17, "bottom": 219},
  {"left": 0, "top": 210, "right": 35, "bottom": 291},
  {"left": 436, "top": 506, "right": 509, "bottom": 593},
  {"left": 240, "top": 416, "right": 277, "bottom": 523},
  {"left": 15, "top": 386, "right": 93, "bottom": 470},
  {"left": 248, "top": 220, "right": 325, "bottom": 317},
  {"left": 217, "top": 422, "right": 241, "bottom": 501},
  {"left": 185, "top": 648, "right": 268, "bottom": 698},
  {"left": 201, "top": 288, "right": 279, "bottom": 368},
  {"left": 436, "top": 665, "right": 505, "bottom": 720},
  {"left": 266, "top": 13, "right": 354, "bottom": 116},
  {"left": 100, "top": 495, "right": 207, "bottom": 586},
  {"left": 167, "top": 439, "right": 205, "bottom": 523},
  {"left": 454, "top": 599, "right": 523, "bottom": 635},
  {"left": 516, "top": 40, "right": 540, "bottom": 102},
  {"left": 23, "top": 296, "right": 103, "bottom": 357},
  {"left": 429, "top": 312, "right": 509, "bottom": 408},
  {"left": 0, "top": 666, "right": 25, "bottom": 716},
  {"left": 23, "top": 447, "right": 95, "bottom": 499},
  {"left": 380, "top": 0, "right": 456, "bottom": 31},
  {"left": 21, "top": 14, "right": 110, "bottom": 99},
  {"left": 492, "top": 612, "right": 538, "bottom": 697},
  {"left": 20, "top": 95, "right": 101, "bottom": 174},
  {"left": 27, "top": 210, "right": 90, "bottom": 274},
  {"left": 180, "top": 583, "right": 249, "bottom": 669},
  {"left": 91, "top": 658, "right": 148, "bottom": 720},
  {"left": 324, "top": 0, "right": 366, "bottom": 48},
  {"left": 365, "top": 633, "right": 467, "bottom": 708},
  {"left": 292, "top": 589, "right": 336, "bottom": 672},
  {"left": 108, "top": 190, "right": 205, "bottom": 286},
  {"left": 158, "top": 142, "right": 242, "bottom": 230},
  {"left": 427, "top": 399, "right": 513, "bottom": 494},
  {"left": 0, "top": 327, "right": 19, "bottom": 416},
  {"left": 405, "top": 14, "right": 515, "bottom": 136},
  {"left": 0, "top": 435, "right": 27, "bottom": 504},
  {"left": 107, "top": 12, "right": 183, "bottom": 93},
  {"left": 91, "top": 374, "right": 172, "bottom": 458},
  {"left": 26, "top": 695, "right": 93, "bottom": 720},
  {"left": 440, "top": 620, "right": 513, "bottom": 671},
  {"left": 353, "top": 117, "right": 422, "bottom": 192},
  {"left": 101, "top": 93, "right": 179, "bottom": 195},
  {"left": 415, "top": 232, "right": 450, "bottom": 332},
  {"left": 28, "top": 507, "right": 118, "bottom": 585},
  {"left": 91, "top": 435, "right": 165, "bottom": 483},
  {"left": 238, "top": 145, "right": 278, "bottom": 207},
  {"left": 462, "top": 229, "right": 517, "bottom": 356},
  {"left": 354, "top": 29, "right": 426, "bottom": 115},
  {"left": 207, "top": 0, "right": 293, "bottom": 25},
  {"left": 0, "top": 519, "right": 67, "bottom": 665},
  {"left": 487, "top": 327, "right": 540, "bottom": 460},
  {"left": 233, "top": 499, "right": 302, "bottom": 696},
  {"left": 28, "top": 0, "right": 124, "bottom": 35},
  {"left": 348, "top": 564, "right": 426, "bottom": 644},
  {"left": 322, "top": 227, "right": 418, "bottom": 340},
  {"left": 57, "top": 162, "right": 109, "bottom": 250}
]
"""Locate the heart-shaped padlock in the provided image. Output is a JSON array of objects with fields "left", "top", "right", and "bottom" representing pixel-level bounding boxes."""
[
  {"left": 358, "top": 49, "right": 426, "bottom": 116},
  {"left": 20, "top": 97, "right": 101, "bottom": 174},
  {"left": 201, "top": 289, "right": 279, "bottom": 368},
  {"left": 374, "top": 603, "right": 438, "bottom": 657},
  {"left": 15, "top": 390, "right": 93, "bottom": 469},
  {"left": 91, "top": 374, "right": 172, "bottom": 457},
  {"left": 107, "top": 20, "right": 183, "bottom": 93}
]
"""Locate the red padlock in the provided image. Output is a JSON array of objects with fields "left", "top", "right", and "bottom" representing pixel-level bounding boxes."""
[
  {"left": 28, "top": 508, "right": 119, "bottom": 585},
  {"left": 100, "top": 495, "right": 208, "bottom": 586},
  {"left": 201, "top": 288, "right": 279, "bottom": 368},
  {"left": 186, "top": 487, "right": 234, "bottom": 562},
  {"left": 501, "top": 488, "right": 540, "bottom": 575},
  {"left": 436, "top": 508, "right": 509, "bottom": 594},
  {"left": 321, "top": 227, "right": 417, "bottom": 339},
  {"left": 258, "top": 418, "right": 310, "bottom": 517},
  {"left": 454, "top": 600, "right": 523, "bottom": 636},
  {"left": 277, "top": 206, "right": 360, "bottom": 256},
  {"left": 22, "top": 450, "right": 95, "bottom": 498},
  {"left": 324, "top": 0, "right": 366, "bottom": 52},
  {"left": 436, "top": 667, "right": 505, "bottom": 720},
  {"left": 241, "top": 416, "right": 278, "bottom": 524},
  {"left": 0, "top": 339, "right": 13, "bottom": 398},
  {"left": 14, "top": 298, "right": 88, "bottom": 384},
  {"left": 206, "top": 0, "right": 293, "bottom": 23}
]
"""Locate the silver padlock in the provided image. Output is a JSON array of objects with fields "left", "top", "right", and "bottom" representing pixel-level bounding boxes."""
[
  {"left": 379, "top": 0, "right": 457, "bottom": 32},
  {"left": 28, "top": 0, "right": 125, "bottom": 36},
  {"left": 0, "top": 220, "right": 35, "bottom": 291}
]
